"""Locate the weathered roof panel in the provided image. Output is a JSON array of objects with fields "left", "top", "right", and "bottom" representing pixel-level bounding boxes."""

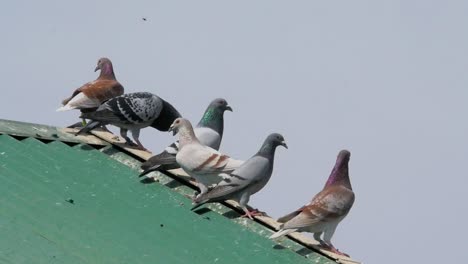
[{"left": 0, "top": 119, "right": 360, "bottom": 264}]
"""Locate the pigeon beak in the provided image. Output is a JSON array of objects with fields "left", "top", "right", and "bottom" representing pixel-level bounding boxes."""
[
  {"left": 168, "top": 125, "right": 177, "bottom": 136},
  {"left": 280, "top": 141, "right": 288, "bottom": 149},
  {"left": 94, "top": 65, "right": 100, "bottom": 72},
  {"left": 225, "top": 105, "right": 233, "bottom": 112}
]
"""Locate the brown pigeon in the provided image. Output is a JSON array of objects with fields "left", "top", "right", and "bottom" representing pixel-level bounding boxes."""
[
  {"left": 57, "top": 57, "right": 124, "bottom": 112},
  {"left": 270, "top": 150, "right": 355, "bottom": 257}
]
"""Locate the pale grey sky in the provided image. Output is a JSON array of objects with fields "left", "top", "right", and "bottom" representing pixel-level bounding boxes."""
[{"left": 1, "top": 1, "right": 468, "bottom": 263}]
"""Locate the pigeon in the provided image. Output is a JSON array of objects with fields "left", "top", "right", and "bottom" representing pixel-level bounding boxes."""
[
  {"left": 140, "top": 98, "right": 232, "bottom": 177},
  {"left": 191, "top": 133, "right": 288, "bottom": 219},
  {"left": 77, "top": 92, "right": 182, "bottom": 151},
  {"left": 167, "top": 118, "right": 244, "bottom": 196},
  {"left": 57, "top": 57, "right": 124, "bottom": 113},
  {"left": 269, "top": 150, "right": 355, "bottom": 257}
]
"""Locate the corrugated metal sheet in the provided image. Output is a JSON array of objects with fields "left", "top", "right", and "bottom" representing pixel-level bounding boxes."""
[{"left": 0, "top": 132, "right": 336, "bottom": 264}]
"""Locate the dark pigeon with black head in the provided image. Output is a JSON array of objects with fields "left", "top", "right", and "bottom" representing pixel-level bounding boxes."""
[
  {"left": 77, "top": 92, "right": 181, "bottom": 151},
  {"left": 191, "top": 133, "right": 287, "bottom": 219},
  {"left": 140, "top": 98, "right": 232, "bottom": 176}
]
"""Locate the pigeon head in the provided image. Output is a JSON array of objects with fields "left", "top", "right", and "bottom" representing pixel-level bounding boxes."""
[
  {"left": 257, "top": 133, "right": 288, "bottom": 158},
  {"left": 210, "top": 98, "right": 233, "bottom": 112},
  {"left": 169, "top": 118, "right": 198, "bottom": 147},
  {"left": 168, "top": 118, "right": 192, "bottom": 136},
  {"left": 336, "top": 150, "right": 351, "bottom": 165},
  {"left": 197, "top": 98, "right": 232, "bottom": 134},
  {"left": 325, "top": 149, "right": 352, "bottom": 189},
  {"left": 95, "top": 57, "right": 115, "bottom": 79},
  {"left": 266, "top": 133, "right": 288, "bottom": 149}
]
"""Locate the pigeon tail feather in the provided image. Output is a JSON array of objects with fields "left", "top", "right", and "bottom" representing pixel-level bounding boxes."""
[
  {"left": 76, "top": 120, "right": 102, "bottom": 135},
  {"left": 140, "top": 151, "right": 179, "bottom": 177},
  {"left": 191, "top": 201, "right": 207, "bottom": 211},
  {"left": 139, "top": 164, "right": 162, "bottom": 177},
  {"left": 269, "top": 228, "right": 297, "bottom": 239},
  {"left": 56, "top": 104, "right": 76, "bottom": 112}
]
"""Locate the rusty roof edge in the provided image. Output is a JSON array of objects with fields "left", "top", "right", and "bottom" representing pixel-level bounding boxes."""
[{"left": 0, "top": 119, "right": 360, "bottom": 264}]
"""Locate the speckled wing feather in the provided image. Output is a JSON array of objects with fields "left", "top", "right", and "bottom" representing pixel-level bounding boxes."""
[{"left": 81, "top": 92, "right": 163, "bottom": 125}]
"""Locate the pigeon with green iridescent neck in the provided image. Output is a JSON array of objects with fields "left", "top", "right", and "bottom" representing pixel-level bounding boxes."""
[
  {"left": 270, "top": 150, "right": 355, "bottom": 257},
  {"left": 167, "top": 118, "right": 244, "bottom": 196},
  {"left": 191, "top": 133, "right": 287, "bottom": 219},
  {"left": 140, "top": 98, "right": 232, "bottom": 177}
]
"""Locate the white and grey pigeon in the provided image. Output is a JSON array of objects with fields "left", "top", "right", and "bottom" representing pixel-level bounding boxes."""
[
  {"left": 269, "top": 150, "right": 355, "bottom": 257},
  {"left": 167, "top": 118, "right": 244, "bottom": 196},
  {"left": 191, "top": 133, "right": 288, "bottom": 219},
  {"left": 77, "top": 92, "right": 181, "bottom": 151},
  {"left": 139, "top": 98, "right": 232, "bottom": 177}
]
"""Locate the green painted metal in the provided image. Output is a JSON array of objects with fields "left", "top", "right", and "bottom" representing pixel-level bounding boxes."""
[
  {"left": 0, "top": 134, "right": 335, "bottom": 264},
  {"left": 0, "top": 119, "right": 108, "bottom": 145}
]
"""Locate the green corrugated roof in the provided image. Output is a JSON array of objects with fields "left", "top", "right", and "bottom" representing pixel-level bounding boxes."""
[{"left": 0, "top": 119, "right": 357, "bottom": 264}]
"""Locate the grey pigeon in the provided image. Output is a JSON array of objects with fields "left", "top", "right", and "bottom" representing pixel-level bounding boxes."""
[
  {"left": 167, "top": 118, "right": 244, "bottom": 196},
  {"left": 57, "top": 57, "right": 124, "bottom": 112},
  {"left": 140, "top": 98, "right": 232, "bottom": 176},
  {"left": 269, "top": 150, "right": 355, "bottom": 257},
  {"left": 77, "top": 92, "right": 181, "bottom": 151},
  {"left": 191, "top": 133, "right": 288, "bottom": 219}
]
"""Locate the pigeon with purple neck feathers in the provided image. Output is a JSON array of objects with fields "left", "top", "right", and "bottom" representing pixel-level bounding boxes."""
[
  {"left": 191, "top": 133, "right": 287, "bottom": 219},
  {"left": 269, "top": 150, "right": 355, "bottom": 257},
  {"left": 140, "top": 98, "right": 232, "bottom": 177},
  {"left": 57, "top": 57, "right": 124, "bottom": 113},
  {"left": 167, "top": 118, "right": 244, "bottom": 196},
  {"left": 77, "top": 92, "right": 181, "bottom": 151}
]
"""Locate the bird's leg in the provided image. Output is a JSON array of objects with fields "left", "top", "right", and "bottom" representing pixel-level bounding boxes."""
[
  {"left": 134, "top": 138, "right": 149, "bottom": 152},
  {"left": 120, "top": 128, "right": 137, "bottom": 146},
  {"left": 240, "top": 207, "right": 256, "bottom": 220},
  {"left": 101, "top": 125, "right": 113, "bottom": 134},
  {"left": 313, "top": 232, "right": 324, "bottom": 244},
  {"left": 238, "top": 193, "right": 261, "bottom": 219},
  {"left": 240, "top": 208, "right": 265, "bottom": 219},
  {"left": 317, "top": 242, "right": 350, "bottom": 257},
  {"left": 81, "top": 118, "right": 87, "bottom": 127},
  {"left": 185, "top": 193, "right": 198, "bottom": 200},
  {"left": 198, "top": 184, "right": 208, "bottom": 196},
  {"left": 102, "top": 125, "right": 119, "bottom": 140},
  {"left": 130, "top": 129, "right": 150, "bottom": 152},
  {"left": 319, "top": 229, "right": 349, "bottom": 257}
]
